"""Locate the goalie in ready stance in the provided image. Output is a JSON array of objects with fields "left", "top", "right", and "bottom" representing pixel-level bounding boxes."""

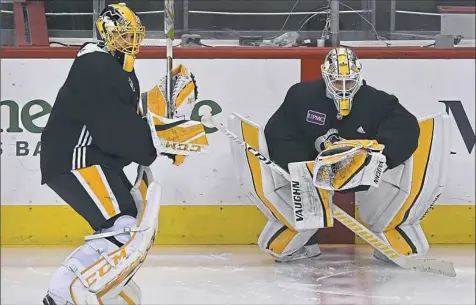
[
  {"left": 40, "top": 3, "right": 208, "bottom": 304},
  {"left": 229, "top": 47, "right": 451, "bottom": 262}
]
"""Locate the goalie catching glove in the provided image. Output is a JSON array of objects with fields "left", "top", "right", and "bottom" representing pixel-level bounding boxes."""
[
  {"left": 140, "top": 64, "right": 209, "bottom": 164},
  {"left": 312, "top": 139, "right": 387, "bottom": 191}
]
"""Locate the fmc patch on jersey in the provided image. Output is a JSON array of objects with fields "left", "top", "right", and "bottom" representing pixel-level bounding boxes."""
[{"left": 306, "top": 110, "right": 326, "bottom": 126}]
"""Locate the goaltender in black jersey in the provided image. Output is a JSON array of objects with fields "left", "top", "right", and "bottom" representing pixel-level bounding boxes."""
[
  {"left": 239, "top": 47, "right": 423, "bottom": 264},
  {"left": 40, "top": 3, "right": 211, "bottom": 305},
  {"left": 40, "top": 4, "right": 161, "bottom": 305},
  {"left": 265, "top": 48, "right": 420, "bottom": 174},
  {"left": 40, "top": 42, "right": 157, "bottom": 184}
]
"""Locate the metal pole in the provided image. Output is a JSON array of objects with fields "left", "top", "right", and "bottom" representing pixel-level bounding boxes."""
[
  {"left": 183, "top": 0, "right": 189, "bottom": 33},
  {"left": 330, "top": 0, "right": 340, "bottom": 46},
  {"left": 390, "top": 0, "right": 396, "bottom": 33},
  {"left": 370, "top": 0, "right": 377, "bottom": 34},
  {"left": 93, "top": 0, "right": 99, "bottom": 40},
  {"left": 92, "top": 0, "right": 105, "bottom": 40},
  {"left": 360, "top": 0, "right": 368, "bottom": 32},
  {"left": 164, "top": 0, "right": 175, "bottom": 117}
]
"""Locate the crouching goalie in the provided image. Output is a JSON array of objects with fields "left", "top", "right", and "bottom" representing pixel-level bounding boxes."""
[
  {"left": 228, "top": 47, "right": 451, "bottom": 262},
  {"left": 40, "top": 4, "right": 208, "bottom": 304}
]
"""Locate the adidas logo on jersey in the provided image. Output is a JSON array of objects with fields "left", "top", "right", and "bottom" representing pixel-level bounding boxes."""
[{"left": 357, "top": 126, "right": 366, "bottom": 134}]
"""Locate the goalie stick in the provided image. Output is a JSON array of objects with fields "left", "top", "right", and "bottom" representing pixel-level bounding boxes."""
[
  {"left": 164, "top": 0, "right": 175, "bottom": 118},
  {"left": 202, "top": 114, "right": 457, "bottom": 278}
]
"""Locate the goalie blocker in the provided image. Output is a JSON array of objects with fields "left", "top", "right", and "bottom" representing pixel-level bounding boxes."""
[{"left": 228, "top": 112, "right": 451, "bottom": 262}]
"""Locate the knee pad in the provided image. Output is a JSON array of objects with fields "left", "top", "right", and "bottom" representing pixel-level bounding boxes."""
[
  {"left": 258, "top": 220, "right": 318, "bottom": 259},
  {"left": 356, "top": 114, "right": 451, "bottom": 256},
  {"left": 47, "top": 166, "right": 161, "bottom": 304}
]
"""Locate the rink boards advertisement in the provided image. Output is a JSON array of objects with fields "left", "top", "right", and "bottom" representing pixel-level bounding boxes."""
[{"left": 1, "top": 55, "right": 475, "bottom": 245}]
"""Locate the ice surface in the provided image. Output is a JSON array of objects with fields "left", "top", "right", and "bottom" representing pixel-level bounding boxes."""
[{"left": 1, "top": 245, "right": 474, "bottom": 304}]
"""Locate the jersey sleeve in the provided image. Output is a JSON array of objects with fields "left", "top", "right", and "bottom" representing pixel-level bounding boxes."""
[
  {"left": 74, "top": 54, "right": 157, "bottom": 166},
  {"left": 264, "top": 84, "right": 317, "bottom": 171},
  {"left": 375, "top": 95, "right": 420, "bottom": 169}
]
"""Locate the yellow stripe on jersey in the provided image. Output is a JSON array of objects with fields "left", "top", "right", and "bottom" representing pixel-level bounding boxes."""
[{"left": 75, "top": 165, "right": 120, "bottom": 218}]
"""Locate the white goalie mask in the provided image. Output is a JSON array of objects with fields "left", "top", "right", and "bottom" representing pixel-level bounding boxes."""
[{"left": 321, "top": 47, "right": 363, "bottom": 119}]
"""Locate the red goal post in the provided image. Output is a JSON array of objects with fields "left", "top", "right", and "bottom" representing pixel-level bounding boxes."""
[{"left": 1, "top": 46, "right": 474, "bottom": 244}]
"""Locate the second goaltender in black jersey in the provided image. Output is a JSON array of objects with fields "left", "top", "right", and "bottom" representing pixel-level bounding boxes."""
[
  {"left": 40, "top": 43, "right": 157, "bottom": 184},
  {"left": 264, "top": 79, "right": 420, "bottom": 171}
]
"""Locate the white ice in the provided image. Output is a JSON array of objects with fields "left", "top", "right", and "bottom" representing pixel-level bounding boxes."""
[{"left": 1, "top": 245, "right": 474, "bottom": 304}]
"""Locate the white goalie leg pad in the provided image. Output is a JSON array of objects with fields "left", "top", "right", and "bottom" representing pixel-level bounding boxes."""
[
  {"left": 258, "top": 220, "right": 319, "bottom": 261},
  {"left": 228, "top": 113, "right": 297, "bottom": 230},
  {"left": 228, "top": 113, "right": 333, "bottom": 232},
  {"left": 46, "top": 215, "right": 137, "bottom": 304},
  {"left": 357, "top": 114, "right": 451, "bottom": 256},
  {"left": 47, "top": 178, "right": 161, "bottom": 304},
  {"left": 288, "top": 161, "right": 334, "bottom": 231}
]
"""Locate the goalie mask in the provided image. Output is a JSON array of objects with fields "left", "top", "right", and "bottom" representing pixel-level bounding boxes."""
[
  {"left": 321, "top": 47, "right": 363, "bottom": 119},
  {"left": 95, "top": 3, "right": 145, "bottom": 72}
]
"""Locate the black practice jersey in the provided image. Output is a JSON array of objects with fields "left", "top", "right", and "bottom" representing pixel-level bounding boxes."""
[
  {"left": 40, "top": 43, "right": 156, "bottom": 184},
  {"left": 264, "top": 79, "right": 420, "bottom": 171}
]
